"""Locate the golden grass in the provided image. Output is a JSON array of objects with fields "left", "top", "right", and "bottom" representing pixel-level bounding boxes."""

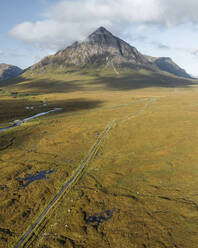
[
  {"left": 0, "top": 68, "right": 198, "bottom": 247},
  {"left": 31, "top": 93, "right": 198, "bottom": 248}
]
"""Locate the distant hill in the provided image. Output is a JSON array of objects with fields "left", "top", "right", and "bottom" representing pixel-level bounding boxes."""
[
  {"left": 146, "top": 56, "right": 192, "bottom": 79},
  {"left": 0, "top": 64, "right": 23, "bottom": 81},
  {"left": 27, "top": 27, "right": 192, "bottom": 79}
]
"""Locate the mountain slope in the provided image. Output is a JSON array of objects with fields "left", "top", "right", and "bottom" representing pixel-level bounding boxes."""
[
  {"left": 27, "top": 27, "right": 191, "bottom": 79},
  {"left": 0, "top": 64, "right": 23, "bottom": 81},
  {"left": 154, "top": 57, "right": 191, "bottom": 79},
  {"left": 146, "top": 56, "right": 191, "bottom": 79},
  {"left": 28, "top": 27, "right": 155, "bottom": 72}
]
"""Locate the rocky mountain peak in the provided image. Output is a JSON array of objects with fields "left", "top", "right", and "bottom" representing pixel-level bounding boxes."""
[
  {"left": 37, "top": 27, "right": 151, "bottom": 68},
  {"left": 87, "top": 26, "right": 114, "bottom": 43},
  {"left": 28, "top": 27, "right": 192, "bottom": 79},
  {"left": 89, "top": 26, "right": 112, "bottom": 36}
]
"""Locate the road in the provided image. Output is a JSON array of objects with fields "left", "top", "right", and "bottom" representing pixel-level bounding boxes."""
[
  {"left": 14, "top": 98, "right": 156, "bottom": 247},
  {"left": 14, "top": 123, "right": 113, "bottom": 248}
]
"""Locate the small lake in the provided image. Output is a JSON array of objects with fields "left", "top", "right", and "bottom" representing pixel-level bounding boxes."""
[
  {"left": 85, "top": 208, "right": 120, "bottom": 227},
  {"left": 17, "top": 170, "right": 55, "bottom": 188}
]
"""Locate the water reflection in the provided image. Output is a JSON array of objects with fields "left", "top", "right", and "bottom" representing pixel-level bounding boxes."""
[
  {"left": 85, "top": 208, "right": 120, "bottom": 227},
  {"left": 0, "top": 108, "right": 62, "bottom": 133},
  {"left": 17, "top": 170, "right": 55, "bottom": 188}
]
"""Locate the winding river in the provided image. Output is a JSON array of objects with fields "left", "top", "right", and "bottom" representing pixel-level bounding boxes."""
[{"left": 0, "top": 108, "right": 62, "bottom": 133}]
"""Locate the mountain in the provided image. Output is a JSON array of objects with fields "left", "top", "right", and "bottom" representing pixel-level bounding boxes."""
[
  {"left": 28, "top": 27, "right": 155, "bottom": 72},
  {"left": 146, "top": 56, "right": 191, "bottom": 79},
  {"left": 28, "top": 27, "right": 191, "bottom": 79},
  {"left": 0, "top": 64, "right": 23, "bottom": 81}
]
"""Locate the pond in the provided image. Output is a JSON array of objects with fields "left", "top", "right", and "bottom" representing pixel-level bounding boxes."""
[
  {"left": 17, "top": 170, "right": 55, "bottom": 188},
  {"left": 85, "top": 208, "right": 120, "bottom": 227}
]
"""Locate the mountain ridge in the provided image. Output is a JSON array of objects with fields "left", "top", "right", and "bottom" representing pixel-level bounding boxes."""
[
  {"left": 0, "top": 63, "right": 23, "bottom": 81},
  {"left": 145, "top": 55, "right": 192, "bottom": 79},
  {"left": 27, "top": 27, "right": 191, "bottom": 79}
]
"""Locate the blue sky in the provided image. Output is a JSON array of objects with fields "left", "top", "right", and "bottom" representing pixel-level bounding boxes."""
[
  {"left": 0, "top": 0, "right": 57, "bottom": 68},
  {"left": 1, "top": 0, "right": 198, "bottom": 76}
]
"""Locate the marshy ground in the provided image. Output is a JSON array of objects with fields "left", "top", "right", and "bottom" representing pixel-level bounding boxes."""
[{"left": 0, "top": 68, "right": 198, "bottom": 247}]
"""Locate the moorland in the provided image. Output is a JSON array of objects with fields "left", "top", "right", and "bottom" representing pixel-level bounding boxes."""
[{"left": 0, "top": 66, "right": 198, "bottom": 247}]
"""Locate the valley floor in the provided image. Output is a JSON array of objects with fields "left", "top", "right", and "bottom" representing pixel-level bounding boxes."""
[{"left": 0, "top": 69, "right": 198, "bottom": 247}]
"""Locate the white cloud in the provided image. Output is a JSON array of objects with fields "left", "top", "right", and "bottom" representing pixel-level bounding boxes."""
[
  {"left": 0, "top": 50, "right": 4, "bottom": 55},
  {"left": 8, "top": 0, "right": 198, "bottom": 51},
  {"left": 152, "top": 42, "right": 170, "bottom": 50}
]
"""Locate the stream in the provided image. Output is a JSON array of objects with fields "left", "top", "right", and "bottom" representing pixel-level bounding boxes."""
[{"left": 0, "top": 108, "right": 62, "bottom": 133}]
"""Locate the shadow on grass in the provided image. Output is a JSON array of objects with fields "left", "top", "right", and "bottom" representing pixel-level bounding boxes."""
[
  {"left": 0, "top": 76, "right": 83, "bottom": 95},
  {"left": 0, "top": 98, "right": 103, "bottom": 132},
  {"left": 91, "top": 71, "right": 197, "bottom": 91},
  {"left": 0, "top": 68, "right": 197, "bottom": 95},
  {"left": 0, "top": 98, "right": 103, "bottom": 153},
  {"left": 21, "top": 79, "right": 83, "bottom": 94},
  {"left": 46, "top": 98, "right": 103, "bottom": 114}
]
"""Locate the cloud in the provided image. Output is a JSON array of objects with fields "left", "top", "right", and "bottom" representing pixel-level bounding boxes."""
[
  {"left": 160, "top": 0, "right": 198, "bottom": 27},
  {"left": 8, "top": 52, "right": 25, "bottom": 57},
  {"left": 152, "top": 42, "right": 170, "bottom": 50},
  {"left": 0, "top": 50, "right": 25, "bottom": 58},
  {"left": 190, "top": 49, "right": 198, "bottom": 56},
  {"left": 172, "top": 47, "right": 198, "bottom": 56},
  {"left": 9, "top": 0, "right": 198, "bottom": 50}
]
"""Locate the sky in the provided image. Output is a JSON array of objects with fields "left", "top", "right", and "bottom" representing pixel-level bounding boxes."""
[{"left": 1, "top": 0, "right": 198, "bottom": 76}]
